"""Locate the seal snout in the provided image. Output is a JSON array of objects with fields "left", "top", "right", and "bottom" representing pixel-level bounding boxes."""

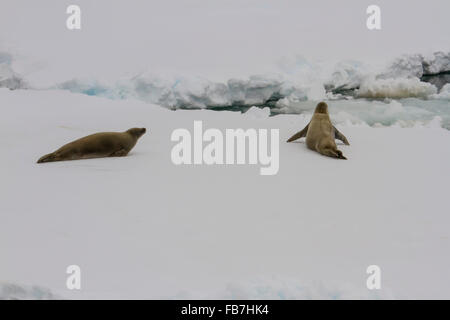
[
  {"left": 126, "top": 127, "right": 147, "bottom": 138},
  {"left": 138, "top": 128, "right": 147, "bottom": 138},
  {"left": 37, "top": 152, "right": 55, "bottom": 163}
]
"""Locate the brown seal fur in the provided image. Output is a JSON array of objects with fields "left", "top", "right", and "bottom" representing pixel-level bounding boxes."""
[
  {"left": 286, "top": 102, "right": 349, "bottom": 159},
  {"left": 37, "top": 128, "right": 146, "bottom": 163}
]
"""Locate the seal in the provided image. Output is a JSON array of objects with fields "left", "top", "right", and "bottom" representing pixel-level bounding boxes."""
[
  {"left": 37, "top": 128, "right": 146, "bottom": 163},
  {"left": 286, "top": 102, "right": 349, "bottom": 159}
]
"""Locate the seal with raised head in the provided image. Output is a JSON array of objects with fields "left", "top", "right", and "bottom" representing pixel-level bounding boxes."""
[
  {"left": 37, "top": 128, "right": 146, "bottom": 163},
  {"left": 287, "top": 102, "right": 349, "bottom": 159}
]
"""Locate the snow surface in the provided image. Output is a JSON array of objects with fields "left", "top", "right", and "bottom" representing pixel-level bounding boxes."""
[{"left": 1, "top": 88, "right": 450, "bottom": 299}]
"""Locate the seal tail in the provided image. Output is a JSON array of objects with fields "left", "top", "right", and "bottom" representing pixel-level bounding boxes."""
[{"left": 37, "top": 152, "right": 56, "bottom": 163}]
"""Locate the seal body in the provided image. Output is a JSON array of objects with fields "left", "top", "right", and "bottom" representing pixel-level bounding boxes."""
[
  {"left": 287, "top": 102, "right": 349, "bottom": 159},
  {"left": 37, "top": 128, "right": 146, "bottom": 163}
]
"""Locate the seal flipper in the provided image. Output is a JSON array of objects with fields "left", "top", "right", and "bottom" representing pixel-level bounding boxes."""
[
  {"left": 333, "top": 126, "right": 350, "bottom": 145},
  {"left": 287, "top": 123, "right": 309, "bottom": 142},
  {"left": 109, "top": 148, "right": 129, "bottom": 157}
]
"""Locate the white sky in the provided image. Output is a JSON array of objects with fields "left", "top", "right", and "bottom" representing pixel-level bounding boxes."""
[{"left": 0, "top": 0, "right": 449, "bottom": 81}]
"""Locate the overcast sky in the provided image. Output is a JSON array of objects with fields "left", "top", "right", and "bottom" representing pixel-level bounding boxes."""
[{"left": 1, "top": 0, "right": 449, "bottom": 81}]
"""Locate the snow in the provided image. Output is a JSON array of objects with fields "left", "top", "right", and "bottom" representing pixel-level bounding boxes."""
[
  {"left": 244, "top": 106, "right": 271, "bottom": 119},
  {"left": 0, "top": 282, "right": 60, "bottom": 300},
  {"left": 381, "top": 52, "right": 450, "bottom": 79},
  {"left": 177, "top": 276, "right": 393, "bottom": 299},
  {"left": 275, "top": 98, "right": 450, "bottom": 130},
  {"left": 357, "top": 77, "right": 437, "bottom": 99},
  {"left": 53, "top": 53, "right": 449, "bottom": 107},
  {"left": 433, "top": 83, "right": 450, "bottom": 100},
  {"left": 3, "top": 48, "right": 450, "bottom": 111},
  {"left": 0, "top": 60, "right": 25, "bottom": 90},
  {"left": 4, "top": 48, "right": 450, "bottom": 107},
  {"left": 43, "top": 52, "right": 450, "bottom": 107},
  {"left": 1, "top": 88, "right": 449, "bottom": 299},
  {"left": 56, "top": 73, "right": 311, "bottom": 109}
]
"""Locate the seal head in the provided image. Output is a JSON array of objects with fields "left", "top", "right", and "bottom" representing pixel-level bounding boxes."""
[
  {"left": 127, "top": 127, "right": 146, "bottom": 138},
  {"left": 314, "top": 102, "right": 328, "bottom": 114}
]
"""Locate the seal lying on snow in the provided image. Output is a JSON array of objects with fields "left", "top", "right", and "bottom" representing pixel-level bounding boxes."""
[
  {"left": 37, "top": 128, "right": 146, "bottom": 163},
  {"left": 287, "top": 102, "right": 349, "bottom": 159}
]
